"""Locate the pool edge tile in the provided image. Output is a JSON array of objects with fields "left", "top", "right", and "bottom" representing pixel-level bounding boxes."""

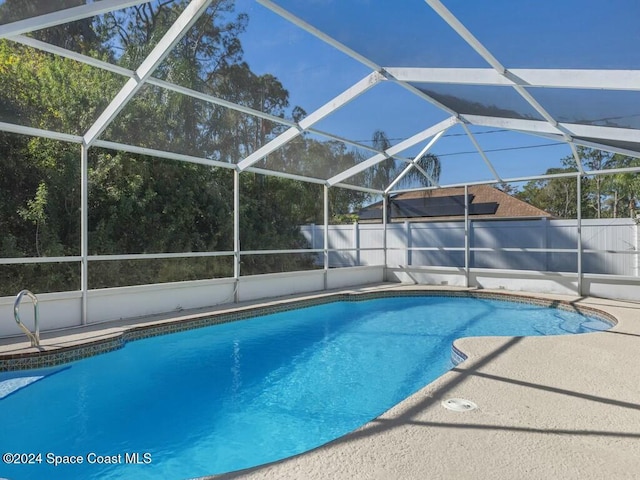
[{"left": 0, "top": 288, "right": 618, "bottom": 371}]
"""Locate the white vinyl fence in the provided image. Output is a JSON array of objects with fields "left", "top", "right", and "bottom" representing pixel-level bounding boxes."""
[{"left": 301, "top": 218, "right": 639, "bottom": 276}]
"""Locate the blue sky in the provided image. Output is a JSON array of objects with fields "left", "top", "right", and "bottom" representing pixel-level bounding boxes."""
[
  {"left": 231, "top": 0, "right": 639, "bottom": 189},
  {"left": 1, "top": 0, "right": 637, "bottom": 188},
  {"left": 4, "top": 0, "right": 636, "bottom": 188}
]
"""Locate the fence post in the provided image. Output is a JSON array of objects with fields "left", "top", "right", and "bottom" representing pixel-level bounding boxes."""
[
  {"left": 543, "top": 217, "right": 549, "bottom": 272},
  {"left": 464, "top": 185, "right": 470, "bottom": 287},
  {"left": 577, "top": 175, "right": 583, "bottom": 296},
  {"left": 383, "top": 194, "right": 388, "bottom": 280},
  {"left": 405, "top": 221, "right": 411, "bottom": 266},
  {"left": 324, "top": 185, "right": 329, "bottom": 289},
  {"left": 309, "top": 223, "right": 315, "bottom": 249},
  {"left": 353, "top": 221, "right": 360, "bottom": 266}
]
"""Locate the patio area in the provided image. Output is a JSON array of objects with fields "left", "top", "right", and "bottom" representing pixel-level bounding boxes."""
[{"left": 3, "top": 284, "right": 639, "bottom": 479}]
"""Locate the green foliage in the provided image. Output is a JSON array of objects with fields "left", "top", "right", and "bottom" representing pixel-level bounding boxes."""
[
  {"left": 18, "top": 182, "right": 48, "bottom": 225},
  {"left": 0, "top": 41, "right": 123, "bottom": 134},
  {"left": 0, "top": 2, "right": 358, "bottom": 293},
  {"left": 2, "top": 0, "right": 636, "bottom": 298},
  {"left": 88, "top": 151, "right": 235, "bottom": 255},
  {"left": 0, "top": 0, "right": 100, "bottom": 55},
  {"left": 4, "top": 0, "right": 636, "bottom": 300},
  {"left": 0, "top": 263, "right": 80, "bottom": 297},
  {"left": 17, "top": 181, "right": 48, "bottom": 256},
  {"left": 516, "top": 148, "right": 639, "bottom": 219},
  {"left": 368, "top": 130, "right": 441, "bottom": 190},
  {"left": 516, "top": 168, "right": 579, "bottom": 218}
]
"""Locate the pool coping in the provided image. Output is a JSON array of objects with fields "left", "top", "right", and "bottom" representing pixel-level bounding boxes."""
[{"left": 0, "top": 285, "right": 618, "bottom": 372}]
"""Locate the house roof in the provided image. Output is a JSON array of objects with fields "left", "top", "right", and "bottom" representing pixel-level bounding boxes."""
[{"left": 358, "top": 185, "right": 552, "bottom": 222}]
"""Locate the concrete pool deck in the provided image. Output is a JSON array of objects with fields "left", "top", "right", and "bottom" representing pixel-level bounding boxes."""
[{"left": 2, "top": 284, "right": 640, "bottom": 479}]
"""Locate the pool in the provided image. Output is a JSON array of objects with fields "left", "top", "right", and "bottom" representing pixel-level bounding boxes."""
[{"left": 0, "top": 293, "right": 612, "bottom": 480}]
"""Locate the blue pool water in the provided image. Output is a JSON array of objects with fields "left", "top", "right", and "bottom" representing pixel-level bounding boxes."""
[{"left": 0, "top": 295, "right": 611, "bottom": 480}]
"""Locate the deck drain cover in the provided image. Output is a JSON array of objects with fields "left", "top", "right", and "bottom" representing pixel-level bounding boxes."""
[{"left": 442, "top": 398, "right": 478, "bottom": 412}]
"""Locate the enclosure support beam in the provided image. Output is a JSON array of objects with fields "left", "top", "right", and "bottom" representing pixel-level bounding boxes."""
[
  {"left": 233, "top": 169, "right": 240, "bottom": 303},
  {"left": 637, "top": 218, "right": 640, "bottom": 279},
  {"left": 323, "top": 186, "right": 330, "bottom": 290},
  {"left": 328, "top": 116, "right": 457, "bottom": 187},
  {"left": 384, "top": 129, "right": 447, "bottom": 194},
  {"left": 258, "top": 0, "right": 381, "bottom": 72},
  {"left": 569, "top": 143, "right": 585, "bottom": 175},
  {"left": 0, "top": 0, "right": 149, "bottom": 39},
  {"left": 259, "top": 0, "right": 458, "bottom": 116},
  {"left": 571, "top": 139, "right": 640, "bottom": 162},
  {"left": 460, "top": 122, "right": 502, "bottom": 183},
  {"left": 80, "top": 144, "right": 89, "bottom": 325},
  {"left": 577, "top": 175, "right": 583, "bottom": 296},
  {"left": 426, "top": 0, "right": 596, "bottom": 159},
  {"left": 464, "top": 184, "right": 470, "bottom": 288},
  {"left": 238, "top": 71, "right": 384, "bottom": 171},
  {"left": 383, "top": 194, "right": 389, "bottom": 280},
  {"left": 385, "top": 67, "right": 640, "bottom": 92},
  {"left": 464, "top": 115, "right": 640, "bottom": 145},
  {"left": 83, "top": 0, "right": 213, "bottom": 146},
  {"left": 425, "top": 1, "right": 505, "bottom": 72},
  {"left": 462, "top": 115, "right": 640, "bottom": 159}
]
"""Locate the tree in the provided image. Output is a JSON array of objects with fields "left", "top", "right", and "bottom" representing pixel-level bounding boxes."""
[
  {"left": 0, "top": 0, "right": 100, "bottom": 55},
  {"left": 1, "top": 1, "right": 464, "bottom": 293},
  {"left": 96, "top": 0, "right": 247, "bottom": 72},
  {"left": 605, "top": 155, "right": 640, "bottom": 218},
  {"left": 516, "top": 168, "right": 578, "bottom": 218},
  {"left": 0, "top": 40, "right": 125, "bottom": 261},
  {"left": 368, "top": 130, "right": 441, "bottom": 191},
  {"left": 516, "top": 148, "right": 640, "bottom": 219},
  {"left": 577, "top": 147, "right": 615, "bottom": 218}
]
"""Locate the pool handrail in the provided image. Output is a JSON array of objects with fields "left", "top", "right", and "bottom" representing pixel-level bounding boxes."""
[{"left": 14, "top": 289, "right": 40, "bottom": 348}]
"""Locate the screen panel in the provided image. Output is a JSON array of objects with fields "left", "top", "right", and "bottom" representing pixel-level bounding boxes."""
[
  {"left": 88, "top": 150, "right": 234, "bottom": 255},
  {"left": 410, "top": 83, "right": 544, "bottom": 121},
  {"left": 528, "top": 88, "right": 640, "bottom": 130},
  {"left": 157, "top": 0, "right": 370, "bottom": 118},
  {"left": 443, "top": 0, "right": 640, "bottom": 69},
  {"left": 341, "top": 156, "right": 411, "bottom": 192},
  {"left": 575, "top": 138, "right": 640, "bottom": 157},
  {"left": 257, "top": 132, "right": 376, "bottom": 184},
  {"left": 0, "top": 41, "right": 128, "bottom": 135},
  {"left": 102, "top": 83, "right": 288, "bottom": 162},
  {"left": 0, "top": 0, "right": 98, "bottom": 25},
  {"left": 311, "top": 80, "right": 449, "bottom": 150},
  {"left": 269, "top": 0, "right": 487, "bottom": 68}
]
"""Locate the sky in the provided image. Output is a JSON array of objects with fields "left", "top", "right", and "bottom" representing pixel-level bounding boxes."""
[
  {"left": 231, "top": 0, "right": 640, "bottom": 190},
  {"left": 2, "top": 0, "right": 638, "bottom": 190}
]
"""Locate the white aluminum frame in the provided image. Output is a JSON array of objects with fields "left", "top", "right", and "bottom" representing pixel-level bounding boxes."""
[
  {"left": 2, "top": 0, "right": 640, "bottom": 311},
  {"left": 385, "top": 67, "right": 640, "bottom": 92},
  {"left": 237, "top": 71, "right": 385, "bottom": 171},
  {"left": 3, "top": 0, "right": 638, "bottom": 191},
  {"left": 384, "top": 129, "right": 448, "bottom": 193},
  {"left": 0, "top": 0, "right": 149, "bottom": 39},
  {"left": 327, "top": 116, "right": 458, "bottom": 186},
  {"left": 84, "top": 0, "right": 214, "bottom": 147}
]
